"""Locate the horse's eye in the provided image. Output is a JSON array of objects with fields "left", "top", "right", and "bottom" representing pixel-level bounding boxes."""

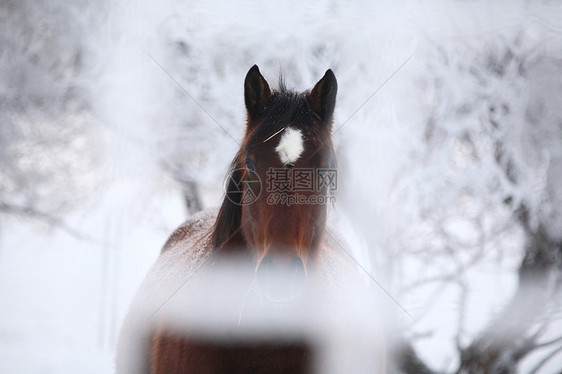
[{"left": 245, "top": 159, "right": 257, "bottom": 174}]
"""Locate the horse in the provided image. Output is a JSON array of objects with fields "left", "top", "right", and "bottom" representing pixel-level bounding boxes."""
[{"left": 116, "top": 65, "right": 382, "bottom": 373}]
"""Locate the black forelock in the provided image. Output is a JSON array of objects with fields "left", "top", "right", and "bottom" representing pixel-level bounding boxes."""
[{"left": 248, "top": 87, "right": 316, "bottom": 147}]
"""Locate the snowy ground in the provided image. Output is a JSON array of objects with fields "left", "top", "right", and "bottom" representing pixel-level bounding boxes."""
[
  {"left": 2, "top": 210, "right": 558, "bottom": 373},
  {"left": 0, "top": 183, "right": 186, "bottom": 373}
]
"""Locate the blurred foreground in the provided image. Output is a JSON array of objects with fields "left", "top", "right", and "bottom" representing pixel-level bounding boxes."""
[{"left": 1, "top": 1, "right": 561, "bottom": 373}]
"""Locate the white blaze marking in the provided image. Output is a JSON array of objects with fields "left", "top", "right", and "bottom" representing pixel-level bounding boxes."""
[{"left": 275, "top": 127, "right": 304, "bottom": 165}]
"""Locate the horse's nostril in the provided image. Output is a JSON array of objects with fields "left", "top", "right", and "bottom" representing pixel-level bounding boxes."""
[
  {"left": 257, "top": 255, "right": 306, "bottom": 303},
  {"left": 257, "top": 255, "right": 274, "bottom": 276}
]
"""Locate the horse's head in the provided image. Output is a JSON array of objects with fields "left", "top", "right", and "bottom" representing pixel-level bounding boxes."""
[{"left": 213, "top": 65, "right": 337, "bottom": 301}]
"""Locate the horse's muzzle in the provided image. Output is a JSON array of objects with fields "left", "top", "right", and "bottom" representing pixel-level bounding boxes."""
[{"left": 256, "top": 255, "right": 306, "bottom": 303}]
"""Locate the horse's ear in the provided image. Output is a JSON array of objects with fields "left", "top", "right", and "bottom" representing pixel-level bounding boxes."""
[
  {"left": 244, "top": 65, "right": 271, "bottom": 121},
  {"left": 307, "top": 69, "right": 337, "bottom": 124}
]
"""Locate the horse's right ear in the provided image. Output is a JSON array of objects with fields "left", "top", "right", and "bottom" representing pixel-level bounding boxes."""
[
  {"left": 244, "top": 65, "right": 271, "bottom": 121},
  {"left": 307, "top": 69, "right": 337, "bottom": 124}
]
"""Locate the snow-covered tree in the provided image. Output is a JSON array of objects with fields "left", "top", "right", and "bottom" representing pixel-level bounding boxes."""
[
  {"left": 0, "top": 0, "right": 102, "bottom": 235},
  {"left": 2, "top": 1, "right": 561, "bottom": 372}
]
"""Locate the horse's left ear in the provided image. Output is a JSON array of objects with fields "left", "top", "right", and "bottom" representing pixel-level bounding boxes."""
[{"left": 307, "top": 69, "right": 337, "bottom": 124}]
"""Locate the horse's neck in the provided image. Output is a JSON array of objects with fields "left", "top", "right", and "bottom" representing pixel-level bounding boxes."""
[{"left": 161, "top": 209, "right": 350, "bottom": 276}]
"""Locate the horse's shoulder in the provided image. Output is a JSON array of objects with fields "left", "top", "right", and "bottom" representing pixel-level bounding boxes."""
[
  {"left": 161, "top": 209, "right": 218, "bottom": 254},
  {"left": 136, "top": 209, "right": 217, "bottom": 293},
  {"left": 116, "top": 210, "right": 219, "bottom": 374}
]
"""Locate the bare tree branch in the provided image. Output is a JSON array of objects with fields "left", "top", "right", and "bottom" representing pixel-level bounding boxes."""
[
  {"left": 529, "top": 344, "right": 562, "bottom": 374},
  {"left": 0, "top": 202, "right": 96, "bottom": 243},
  {"left": 534, "top": 335, "right": 562, "bottom": 350},
  {"left": 456, "top": 207, "right": 561, "bottom": 373},
  {"left": 393, "top": 340, "right": 437, "bottom": 374}
]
